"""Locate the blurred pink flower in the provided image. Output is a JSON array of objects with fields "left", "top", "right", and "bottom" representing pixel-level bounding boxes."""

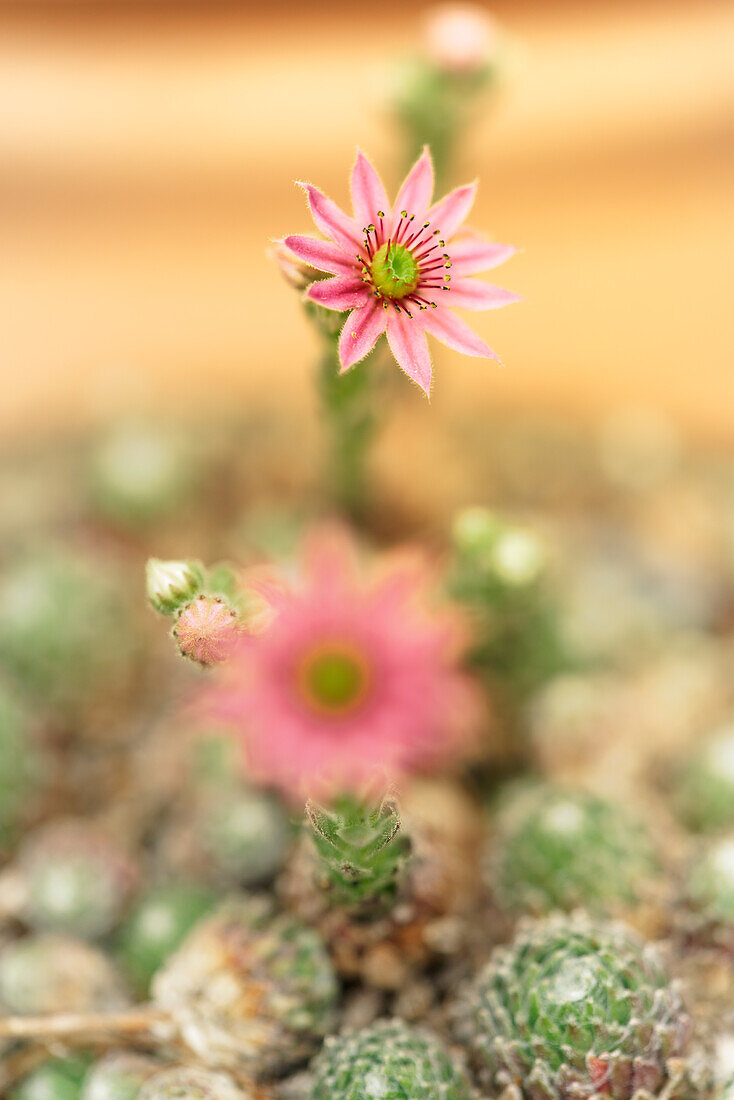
[
  {"left": 285, "top": 148, "right": 518, "bottom": 395},
  {"left": 202, "top": 529, "right": 480, "bottom": 799}
]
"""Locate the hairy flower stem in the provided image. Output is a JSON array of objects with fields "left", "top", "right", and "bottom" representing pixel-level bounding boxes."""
[{"left": 317, "top": 332, "right": 380, "bottom": 524}]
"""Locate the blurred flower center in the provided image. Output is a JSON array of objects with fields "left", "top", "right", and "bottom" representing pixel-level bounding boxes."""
[
  {"left": 297, "top": 644, "right": 371, "bottom": 715},
  {"left": 369, "top": 243, "right": 420, "bottom": 300}
]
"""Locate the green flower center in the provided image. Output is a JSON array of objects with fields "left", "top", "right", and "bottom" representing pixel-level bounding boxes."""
[
  {"left": 369, "top": 243, "right": 420, "bottom": 300},
  {"left": 297, "top": 645, "right": 370, "bottom": 715}
]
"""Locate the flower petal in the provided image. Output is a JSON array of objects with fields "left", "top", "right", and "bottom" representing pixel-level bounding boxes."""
[
  {"left": 339, "top": 299, "right": 387, "bottom": 371},
  {"left": 419, "top": 306, "right": 498, "bottom": 359},
  {"left": 449, "top": 235, "right": 517, "bottom": 276},
  {"left": 392, "top": 147, "right": 434, "bottom": 228},
  {"left": 386, "top": 312, "right": 432, "bottom": 395},
  {"left": 307, "top": 276, "right": 371, "bottom": 312},
  {"left": 446, "top": 278, "right": 522, "bottom": 310},
  {"left": 351, "top": 150, "right": 391, "bottom": 230},
  {"left": 298, "top": 182, "right": 362, "bottom": 253},
  {"left": 428, "top": 181, "right": 477, "bottom": 240},
  {"left": 284, "top": 234, "right": 357, "bottom": 277}
]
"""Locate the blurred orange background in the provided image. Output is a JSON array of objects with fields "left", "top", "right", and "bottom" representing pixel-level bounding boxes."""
[{"left": 2, "top": 0, "right": 732, "bottom": 441}]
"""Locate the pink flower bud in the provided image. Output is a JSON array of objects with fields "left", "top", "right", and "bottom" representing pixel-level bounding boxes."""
[
  {"left": 172, "top": 596, "right": 241, "bottom": 667},
  {"left": 423, "top": 4, "right": 499, "bottom": 74}
]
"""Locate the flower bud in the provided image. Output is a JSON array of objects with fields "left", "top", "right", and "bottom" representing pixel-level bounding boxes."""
[
  {"left": 172, "top": 596, "right": 241, "bottom": 666},
  {"left": 422, "top": 3, "right": 499, "bottom": 74},
  {"left": 146, "top": 558, "right": 204, "bottom": 616}
]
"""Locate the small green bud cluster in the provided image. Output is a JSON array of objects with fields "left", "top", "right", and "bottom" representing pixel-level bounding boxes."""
[
  {"left": 489, "top": 783, "right": 658, "bottom": 916},
  {"left": 463, "top": 912, "right": 704, "bottom": 1100},
  {"left": 310, "top": 1019, "right": 473, "bottom": 1100},
  {"left": 306, "top": 792, "right": 410, "bottom": 913}
]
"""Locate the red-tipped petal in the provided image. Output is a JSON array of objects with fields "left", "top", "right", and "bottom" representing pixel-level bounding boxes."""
[
  {"left": 298, "top": 183, "right": 362, "bottom": 253},
  {"left": 419, "top": 306, "right": 498, "bottom": 359},
  {"left": 351, "top": 150, "right": 391, "bottom": 230},
  {"left": 392, "top": 148, "right": 434, "bottom": 229},
  {"left": 284, "top": 234, "right": 357, "bottom": 277},
  {"left": 386, "top": 312, "right": 432, "bottom": 395},
  {"left": 307, "top": 276, "right": 371, "bottom": 312},
  {"left": 449, "top": 236, "right": 517, "bottom": 276},
  {"left": 428, "top": 182, "right": 477, "bottom": 240},
  {"left": 447, "top": 279, "right": 522, "bottom": 310},
  {"left": 339, "top": 299, "right": 387, "bottom": 371}
]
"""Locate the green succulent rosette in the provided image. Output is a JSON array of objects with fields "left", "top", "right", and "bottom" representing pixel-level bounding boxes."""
[
  {"left": 464, "top": 912, "right": 707, "bottom": 1100},
  {"left": 311, "top": 1019, "right": 473, "bottom": 1100},
  {"left": 490, "top": 784, "right": 659, "bottom": 916}
]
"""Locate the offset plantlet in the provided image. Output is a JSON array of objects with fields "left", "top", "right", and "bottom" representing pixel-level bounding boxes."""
[
  {"left": 16, "top": 819, "right": 138, "bottom": 939},
  {"left": 489, "top": 783, "right": 659, "bottom": 916},
  {"left": 80, "top": 1051, "right": 158, "bottom": 1100},
  {"left": 310, "top": 1018, "right": 473, "bottom": 1100},
  {"left": 682, "top": 836, "right": 734, "bottom": 950},
  {"left": 138, "top": 1066, "right": 251, "bottom": 1100},
  {"left": 670, "top": 722, "right": 734, "bottom": 834},
  {"left": 306, "top": 791, "right": 410, "bottom": 912},
  {"left": 115, "top": 882, "right": 218, "bottom": 995},
  {"left": 0, "top": 546, "right": 137, "bottom": 716},
  {"left": 462, "top": 911, "right": 707, "bottom": 1100},
  {"left": 449, "top": 507, "right": 566, "bottom": 701}
]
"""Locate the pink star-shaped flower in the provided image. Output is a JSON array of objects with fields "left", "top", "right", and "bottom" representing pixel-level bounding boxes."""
[{"left": 285, "top": 147, "right": 519, "bottom": 396}]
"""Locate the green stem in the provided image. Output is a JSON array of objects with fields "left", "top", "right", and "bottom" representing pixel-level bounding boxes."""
[{"left": 317, "top": 332, "right": 379, "bottom": 523}]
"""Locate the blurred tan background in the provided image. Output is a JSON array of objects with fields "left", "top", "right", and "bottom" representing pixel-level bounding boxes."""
[{"left": 1, "top": 0, "right": 733, "bottom": 442}]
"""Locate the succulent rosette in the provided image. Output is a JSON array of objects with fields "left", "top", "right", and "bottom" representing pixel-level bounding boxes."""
[
  {"left": 310, "top": 1019, "right": 473, "bottom": 1100},
  {"left": 151, "top": 894, "right": 337, "bottom": 1077},
  {"left": 462, "top": 912, "right": 707, "bottom": 1100},
  {"left": 489, "top": 784, "right": 659, "bottom": 917}
]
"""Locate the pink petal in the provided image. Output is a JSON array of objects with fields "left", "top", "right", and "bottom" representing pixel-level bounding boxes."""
[
  {"left": 307, "top": 275, "right": 371, "bottom": 312},
  {"left": 419, "top": 306, "right": 498, "bottom": 359},
  {"left": 284, "top": 234, "right": 357, "bottom": 277},
  {"left": 298, "top": 182, "right": 362, "bottom": 254},
  {"left": 350, "top": 150, "right": 390, "bottom": 230},
  {"left": 449, "top": 236, "right": 517, "bottom": 276},
  {"left": 339, "top": 299, "right": 387, "bottom": 371},
  {"left": 386, "top": 312, "right": 432, "bottom": 395},
  {"left": 392, "top": 148, "right": 434, "bottom": 229},
  {"left": 427, "top": 182, "right": 477, "bottom": 240},
  {"left": 446, "top": 278, "right": 522, "bottom": 311}
]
